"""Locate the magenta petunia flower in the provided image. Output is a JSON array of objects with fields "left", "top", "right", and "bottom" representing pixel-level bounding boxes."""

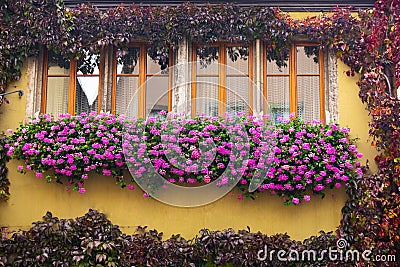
[
  {"left": 78, "top": 187, "right": 86, "bottom": 194},
  {"left": 314, "top": 184, "right": 325, "bottom": 191},
  {"left": 301, "top": 143, "right": 311, "bottom": 150},
  {"left": 273, "top": 147, "right": 281, "bottom": 154},
  {"left": 102, "top": 169, "right": 111, "bottom": 176}
]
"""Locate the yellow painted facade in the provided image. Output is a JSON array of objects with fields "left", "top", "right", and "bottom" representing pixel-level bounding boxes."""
[{"left": 0, "top": 50, "right": 376, "bottom": 241}]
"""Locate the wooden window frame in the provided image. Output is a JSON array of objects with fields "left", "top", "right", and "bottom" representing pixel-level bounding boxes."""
[
  {"left": 112, "top": 43, "right": 173, "bottom": 118},
  {"left": 191, "top": 42, "right": 253, "bottom": 117},
  {"left": 42, "top": 48, "right": 104, "bottom": 115},
  {"left": 263, "top": 42, "right": 325, "bottom": 121}
]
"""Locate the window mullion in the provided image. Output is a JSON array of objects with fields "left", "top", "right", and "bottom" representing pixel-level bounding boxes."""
[
  {"left": 41, "top": 49, "right": 49, "bottom": 113},
  {"left": 97, "top": 48, "right": 104, "bottom": 114},
  {"left": 262, "top": 42, "right": 268, "bottom": 116},
  {"left": 289, "top": 44, "right": 297, "bottom": 116},
  {"left": 168, "top": 49, "right": 173, "bottom": 113},
  {"left": 138, "top": 44, "right": 147, "bottom": 118},
  {"left": 68, "top": 59, "right": 77, "bottom": 115},
  {"left": 248, "top": 44, "right": 254, "bottom": 115},
  {"left": 319, "top": 48, "right": 325, "bottom": 122},
  {"left": 191, "top": 43, "right": 197, "bottom": 117},
  {"left": 219, "top": 44, "right": 226, "bottom": 115},
  {"left": 111, "top": 47, "right": 117, "bottom": 114}
]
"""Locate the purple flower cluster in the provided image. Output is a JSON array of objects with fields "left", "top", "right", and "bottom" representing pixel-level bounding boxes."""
[
  {"left": 7, "top": 112, "right": 133, "bottom": 193},
  {"left": 252, "top": 117, "right": 363, "bottom": 204},
  {"left": 8, "top": 112, "right": 362, "bottom": 205},
  {"left": 122, "top": 114, "right": 254, "bottom": 190},
  {"left": 122, "top": 114, "right": 362, "bottom": 204}
]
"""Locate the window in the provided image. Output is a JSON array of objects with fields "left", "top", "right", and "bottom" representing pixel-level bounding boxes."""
[
  {"left": 264, "top": 43, "right": 325, "bottom": 122},
  {"left": 113, "top": 44, "right": 171, "bottom": 117},
  {"left": 40, "top": 41, "right": 326, "bottom": 121},
  {"left": 191, "top": 43, "right": 253, "bottom": 117},
  {"left": 42, "top": 50, "right": 102, "bottom": 116}
]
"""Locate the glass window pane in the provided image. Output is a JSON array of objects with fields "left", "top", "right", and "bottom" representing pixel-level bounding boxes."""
[
  {"left": 267, "top": 76, "right": 290, "bottom": 123},
  {"left": 267, "top": 60, "right": 289, "bottom": 74},
  {"left": 48, "top": 51, "right": 70, "bottom": 75},
  {"left": 297, "top": 46, "right": 319, "bottom": 74},
  {"left": 116, "top": 76, "right": 139, "bottom": 115},
  {"left": 76, "top": 77, "right": 99, "bottom": 114},
  {"left": 297, "top": 76, "right": 320, "bottom": 121},
  {"left": 146, "top": 77, "right": 169, "bottom": 117},
  {"left": 227, "top": 46, "right": 248, "bottom": 75},
  {"left": 77, "top": 53, "right": 100, "bottom": 75},
  {"left": 46, "top": 77, "right": 69, "bottom": 115},
  {"left": 48, "top": 63, "right": 70, "bottom": 75},
  {"left": 196, "top": 47, "right": 219, "bottom": 75},
  {"left": 147, "top": 55, "right": 169, "bottom": 75},
  {"left": 196, "top": 76, "right": 219, "bottom": 117},
  {"left": 226, "top": 77, "right": 249, "bottom": 115},
  {"left": 117, "top": 47, "right": 140, "bottom": 75}
]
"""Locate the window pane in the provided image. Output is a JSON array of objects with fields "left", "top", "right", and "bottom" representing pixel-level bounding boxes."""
[
  {"left": 227, "top": 46, "right": 248, "bottom": 75},
  {"left": 117, "top": 47, "right": 140, "bottom": 75},
  {"left": 297, "top": 46, "right": 319, "bottom": 74},
  {"left": 48, "top": 51, "right": 70, "bottom": 75},
  {"left": 196, "top": 47, "right": 219, "bottom": 75},
  {"left": 146, "top": 77, "right": 169, "bottom": 117},
  {"left": 77, "top": 55, "right": 100, "bottom": 75},
  {"left": 147, "top": 55, "right": 169, "bottom": 74},
  {"left": 226, "top": 77, "right": 249, "bottom": 115},
  {"left": 267, "top": 60, "right": 289, "bottom": 74},
  {"left": 48, "top": 63, "right": 70, "bottom": 75},
  {"left": 76, "top": 77, "right": 99, "bottom": 114},
  {"left": 46, "top": 77, "right": 69, "bottom": 115},
  {"left": 297, "top": 76, "right": 320, "bottom": 121},
  {"left": 75, "top": 53, "right": 100, "bottom": 115},
  {"left": 267, "top": 76, "right": 290, "bottom": 123},
  {"left": 116, "top": 76, "right": 139, "bottom": 115},
  {"left": 196, "top": 76, "right": 219, "bottom": 117}
]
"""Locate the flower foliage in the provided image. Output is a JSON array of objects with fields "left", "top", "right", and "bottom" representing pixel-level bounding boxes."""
[
  {"left": 252, "top": 117, "right": 362, "bottom": 205},
  {"left": 8, "top": 112, "right": 361, "bottom": 205},
  {"left": 7, "top": 112, "right": 130, "bottom": 193}
]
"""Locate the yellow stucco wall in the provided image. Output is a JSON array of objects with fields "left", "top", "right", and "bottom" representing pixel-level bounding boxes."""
[
  {"left": 337, "top": 61, "right": 378, "bottom": 173},
  {"left": 0, "top": 55, "right": 376, "bottom": 241}
]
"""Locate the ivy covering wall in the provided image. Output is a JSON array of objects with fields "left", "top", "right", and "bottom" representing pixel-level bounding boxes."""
[{"left": 0, "top": 209, "right": 360, "bottom": 266}]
